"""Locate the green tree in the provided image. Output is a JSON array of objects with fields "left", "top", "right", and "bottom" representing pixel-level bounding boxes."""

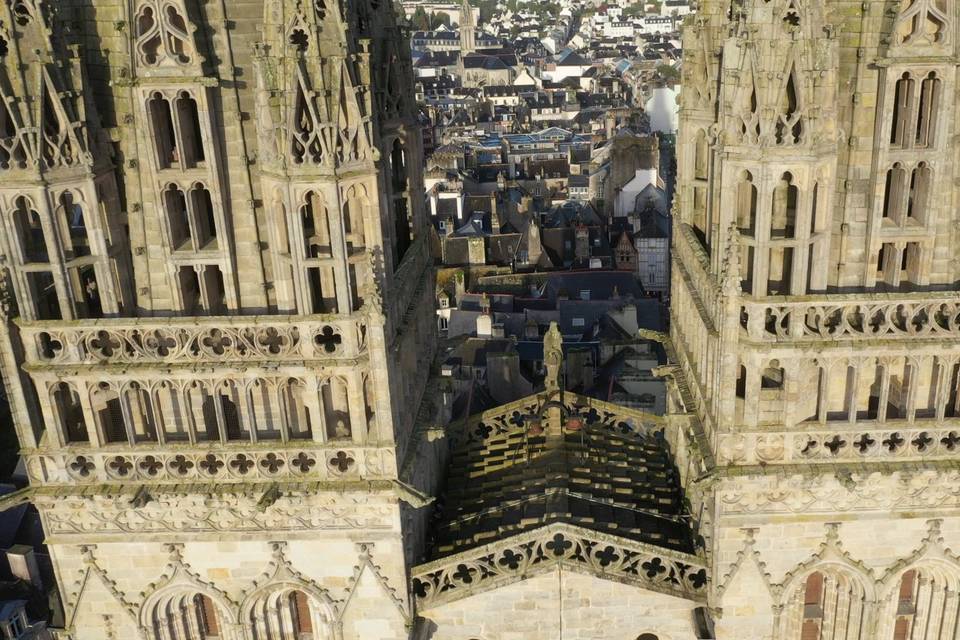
[
  {"left": 432, "top": 11, "right": 452, "bottom": 29},
  {"left": 656, "top": 63, "right": 680, "bottom": 83},
  {"left": 411, "top": 6, "right": 431, "bottom": 31}
]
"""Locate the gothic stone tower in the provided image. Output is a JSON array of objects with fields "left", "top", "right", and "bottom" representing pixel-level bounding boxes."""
[
  {"left": 671, "top": 0, "right": 960, "bottom": 638},
  {"left": 0, "top": 0, "right": 436, "bottom": 637}
]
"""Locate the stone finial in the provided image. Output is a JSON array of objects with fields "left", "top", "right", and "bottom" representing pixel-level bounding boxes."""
[
  {"left": 721, "top": 224, "right": 742, "bottom": 296},
  {"left": 543, "top": 321, "right": 563, "bottom": 393}
]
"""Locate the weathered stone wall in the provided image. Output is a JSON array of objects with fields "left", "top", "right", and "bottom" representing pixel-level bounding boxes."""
[{"left": 421, "top": 570, "right": 700, "bottom": 640}]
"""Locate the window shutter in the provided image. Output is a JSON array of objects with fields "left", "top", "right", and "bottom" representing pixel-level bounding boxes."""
[{"left": 292, "top": 591, "right": 313, "bottom": 633}]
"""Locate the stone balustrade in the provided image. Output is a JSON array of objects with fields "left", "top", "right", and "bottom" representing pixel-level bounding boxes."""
[
  {"left": 673, "top": 223, "right": 720, "bottom": 327},
  {"left": 16, "top": 314, "right": 368, "bottom": 367},
  {"left": 24, "top": 443, "right": 397, "bottom": 485},
  {"left": 411, "top": 523, "right": 709, "bottom": 609},
  {"left": 717, "top": 421, "right": 960, "bottom": 465},
  {"left": 739, "top": 293, "right": 960, "bottom": 342}
]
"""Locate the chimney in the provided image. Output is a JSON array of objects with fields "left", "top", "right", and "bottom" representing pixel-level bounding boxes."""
[
  {"left": 6, "top": 545, "right": 42, "bottom": 589},
  {"left": 519, "top": 195, "right": 533, "bottom": 213},
  {"left": 491, "top": 323, "right": 505, "bottom": 338},
  {"left": 476, "top": 313, "right": 493, "bottom": 337},
  {"left": 445, "top": 215, "right": 455, "bottom": 236}
]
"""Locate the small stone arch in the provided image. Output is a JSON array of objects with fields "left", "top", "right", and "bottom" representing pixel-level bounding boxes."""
[
  {"left": 778, "top": 562, "right": 875, "bottom": 640},
  {"left": 140, "top": 586, "right": 238, "bottom": 640},
  {"left": 240, "top": 580, "right": 338, "bottom": 640}
]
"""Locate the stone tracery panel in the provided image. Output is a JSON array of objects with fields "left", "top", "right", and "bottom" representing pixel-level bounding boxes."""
[{"left": 411, "top": 523, "right": 709, "bottom": 609}]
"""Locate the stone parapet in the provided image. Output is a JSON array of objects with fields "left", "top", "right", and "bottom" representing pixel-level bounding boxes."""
[
  {"left": 16, "top": 314, "right": 369, "bottom": 367},
  {"left": 412, "top": 522, "right": 709, "bottom": 610},
  {"left": 23, "top": 443, "right": 397, "bottom": 486},
  {"left": 739, "top": 292, "right": 960, "bottom": 343}
]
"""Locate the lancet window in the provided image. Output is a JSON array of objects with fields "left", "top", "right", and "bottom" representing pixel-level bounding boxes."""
[{"left": 148, "top": 593, "right": 223, "bottom": 640}]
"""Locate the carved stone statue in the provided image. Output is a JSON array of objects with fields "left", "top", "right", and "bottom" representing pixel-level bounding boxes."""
[{"left": 543, "top": 321, "right": 563, "bottom": 393}]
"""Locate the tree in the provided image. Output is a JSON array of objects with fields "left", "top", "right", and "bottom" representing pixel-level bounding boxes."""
[
  {"left": 656, "top": 64, "right": 680, "bottom": 83},
  {"left": 432, "top": 11, "right": 452, "bottom": 29},
  {"left": 411, "top": 6, "right": 431, "bottom": 31}
]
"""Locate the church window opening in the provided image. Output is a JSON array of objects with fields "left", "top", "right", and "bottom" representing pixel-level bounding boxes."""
[
  {"left": 906, "top": 162, "right": 931, "bottom": 223},
  {"left": 801, "top": 572, "right": 824, "bottom": 639},
  {"left": 771, "top": 172, "right": 798, "bottom": 238},
  {"left": 175, "top": 92, "right": 205, "bottom": 168},
  {"left": 165, "top": 184, "right": 191, "bottom": 250},
  {"left": 54, "top": 382, "right": 88, "bottom": 443},
  {"left": 892, "top": 570, "right": 918, "bottom": 640},
  {"left": 391, "top": 139, "right": 413, "bottom": 265},
  {"left": 736, "top": 170, "right": 758, "bottom": 234},
  {"left": 58, "top": 191, "right": 90, "bottom": 258},
  {"left": 12, "top": 197, "right": 48, "bottom": 263},
  {"left": 890, "top": 74, "right": 914, "bottom": 147},
  {"left": 149, "top": 93, "right": 178, "bottom": 168},
  {"left": 882, "top": 164, "right": 907, "bottom": 222},
  {"left": 915, "top": 72, "right": 940, "bottom": 148},
  {"left": 189, "top": 184, "right": 218, "bottom": 249}
]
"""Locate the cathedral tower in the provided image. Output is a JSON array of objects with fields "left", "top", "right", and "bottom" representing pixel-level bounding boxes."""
[
  {"left": 671, "top": 0, "right": 960, "bottom": 637},
  {"left": 0, "top": 0, "right": 436, "bottom": 637}
]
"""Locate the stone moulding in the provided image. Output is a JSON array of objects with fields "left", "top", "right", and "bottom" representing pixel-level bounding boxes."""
[
  {"left": 16, "top": 315, "right": 368, "bottom": 366},
  {"left": 411, "top": 523, "right": 709, "bottom": 610},
  {"left": 25, "top": 445, "right": 397, "bottom": 484}
]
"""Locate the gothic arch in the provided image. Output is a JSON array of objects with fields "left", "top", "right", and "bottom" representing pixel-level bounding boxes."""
[
  {"left": 240, "top": 545, "right": 338, "bottom": 639},
  {"left": 139, "top": 546, "right": 238, "bottom": 640}
]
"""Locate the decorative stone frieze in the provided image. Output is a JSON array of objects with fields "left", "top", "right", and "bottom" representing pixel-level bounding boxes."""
[
  {"left": 25, "top": 444, "right": 396, "bottom": 485},
  {"left": 19, "top": 316, "right": 366, "bottom": 366},
  {"left": 412, "top": 523, "right": 709, "bottom": 609},
  {"left": 37, "top": 489, "right": 396, "bottom": 536}
]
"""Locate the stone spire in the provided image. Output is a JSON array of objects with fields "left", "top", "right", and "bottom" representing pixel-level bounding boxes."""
[{"left": 460, "top": 0, "right": 475, "bottom": 55}]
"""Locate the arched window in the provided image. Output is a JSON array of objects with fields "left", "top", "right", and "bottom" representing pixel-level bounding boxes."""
[
  {"left": 124, "top": 382, "right": 158, "bottom": 442},
  {"left": 58, "top": 191, "right": 90, "bottom": 258},
  {"left": 882, "top": 163, "right": 907, "bottom": 222},
  {"left": 282, "top": 378, "right": 312, "bottom": 439},
  {"left": 322, "top": 377, "right": 351, "bottom": 440},
  {"left": 12, "top": 196, "right": 47, "bottom": 263},
  {"left": 164, "top": 184, "right": 191, "bottom": 250},
  {"left": 301, "top": 191, "right": 332, "bottom": 259},
  {"left": 890, "top": 73, "right": 914, "bottom": 148},
  {"left": 247, "top": 588, "right": 324, "bottom": 640},
  {"left": 915, "top": 72, "right": 941, "bottom": 148},
  {"left": 175, "top": 91, "right": 205, "bottom": 168},
  {"left": 149, "top": 93, "right": 178, "bottom": 168},
  {"left": 736, "top": 170, "right": 758, "bottom": 234},
  {"left": 53, "top": 382, "right": 88, "bottom": 443},
  {"left": 785, "top": 569, "right": 869, "bottom": 640},
  {"left": 771, "top": 172, "right": 798, "bottom": 238},
  {"left": 149, "top": 592, "right": 223, "bottom": 640},
  {"left": 189, "top": 184, "right": 217, "bottom": 248},
  {"left": 892, "top": 569, "right": 918, "bottom": 640},
  {"left": 801, "top": 572, "right": 825, "bottom": 639},
  {"left": 906, "top": 162, "right": 931, "bottom": 224},
  {"left": 91, "top": 383, "right": 127, "bottom": 444}
]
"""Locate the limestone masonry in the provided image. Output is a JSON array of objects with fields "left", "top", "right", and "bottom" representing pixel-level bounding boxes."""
[{"left": 0, "top": 0, "right": 956, "bottom": 638}]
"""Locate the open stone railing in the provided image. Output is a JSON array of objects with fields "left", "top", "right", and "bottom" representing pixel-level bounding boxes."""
[
  {"left": 16, "top": 315, "right": 368, "bottom": 366},
  {"left": 411, "top": 523, "right": 709, "bottom": 609},
  {"left": 717, "top": 421, "right": 960, "bottom": 465},
  {"left": 739, "top": 293, "right": 960, "bottom": 342},
  {"left": 23, "top": 443, "right": 397, "bottom": 485},
  {"left": 674, "top": 223, "right": 720, "bottom": 327}
]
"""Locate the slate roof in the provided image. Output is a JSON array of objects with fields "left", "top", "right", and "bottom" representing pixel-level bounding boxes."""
[{"left": 428, "top": 396, "right": 693, "bottom": 559}]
